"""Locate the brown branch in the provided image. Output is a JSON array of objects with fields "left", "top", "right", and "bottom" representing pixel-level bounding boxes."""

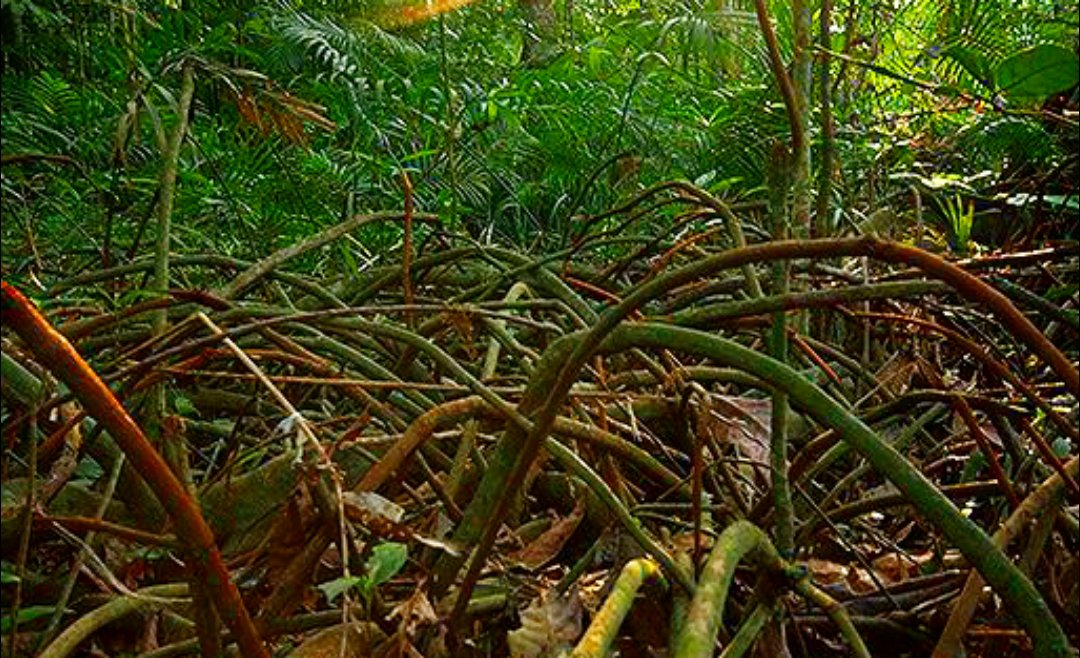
[
  {"left": 0, "top": 281, "right": 268, "bottom": 658},
  {"left": 39, "top": 515, "right": 181, "bottom": 549}
]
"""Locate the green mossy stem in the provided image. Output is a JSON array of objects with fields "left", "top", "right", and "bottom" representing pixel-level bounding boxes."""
[
  {"left": 663, "top": 280, "right": 948, "bottom": 327},
  {"left": 1, "top": 350, "right": 43, "bottom": 406},
  {"left": 389, "top": 398, "right": 692, "bottom": 593},
  {"left": 39, "top": 583, "right": 189, "bottom": 658},
  {"left": 932, "top": 456, "right": 1080, "bottom": 658},
  {"left": 791, "top": 577, "right": 871, "bottom": 658},
  {"left": 716, "top": 602, "right": 772, "bottom": 658},
  {"left": 218, "top": 210, "right": 438, "bottom": 300},
  {"left": 570, "top": 558, "right": 664, "bottom": 658},
  {"left": 672, "top": 520, "right": 781, "bottom": 658}
]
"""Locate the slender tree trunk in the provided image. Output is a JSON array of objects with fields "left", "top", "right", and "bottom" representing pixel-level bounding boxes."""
[
  {"left": 751, "top": 3, "right": 809, "bottom": 654},
  {"left": 757, "top": 141, "right": 796, "bottom": 658},
  {"left": 766, "top": 142, "right": 794, "bottom": 558},
  {"left": 147, "top": 62, "right": 223, "bottom": 656},
  {"left": 521, "top": 0, "right": 557, "bottom": 66},
  {"left": 151, "top": 61, "right": 195, "bottom": 335},
  {"left": 791, "top": 0, "right": 813, "bottom": 242},
  {"left": 815, "top": 0, "right": 835, "bottom": 238}
]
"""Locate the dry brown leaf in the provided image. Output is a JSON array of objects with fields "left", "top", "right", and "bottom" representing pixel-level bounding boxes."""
[
  {"left": 845, "top": 566, "right": 880, "bottom": 595},
  {"left": 701, "top": 395, "right": 772, "bottom": 473},
  {"left": 874, "top": 355, "right": 918, "bottom": 397},
  {"left": 389, "top": 585, "right": 439, "bottom": 635},
  {"left": 872, "top": 551, "right": 936, "bottom": 583},
  {"left": 442, "top": 309, "right": 477, "bottom": 359},
  {"left": 507, "top": 498, "right": 586, "bottom": 570},
  {"left": 807, "top": 557, "right": 850, "bottom": 586},
  {"left": 289, "top": 623, "right": 385, "bottom": 658},
  {"left": 507, "top": 588, "right": 584, "bottom": 658},
  {"left": 343, "top": 491, "right": 461, "bottom": 554},
  {"left": 267, "top": 484, "right": 319, "bottom": 576}
]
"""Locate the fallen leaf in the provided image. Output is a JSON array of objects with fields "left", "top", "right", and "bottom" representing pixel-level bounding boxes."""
[
  {"left": 507, "top": 588, "right": 584, "bottom": 658},
  {"left": 288, "top": 623, "right": 385, "bottom": 658},
  {"left": 507, "top": 499, "right": 586, "bottom": 570}
]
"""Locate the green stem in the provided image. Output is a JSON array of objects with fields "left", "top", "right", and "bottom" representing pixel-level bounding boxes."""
[
  {"left": 1, "top": 350, "right": 43, "bottom": 406},
  {"left": 932, "top": 457, "right": 1080, "bottom": 658},
  {"left": 570, "top": 559, "right": 664, "bottom": 658},
  {"left": 791, "top": 577, "right": 871, "bottom": 658},
  {"left": 665, "top": 280, "right": 947, "bottom": 327},
  {"left": 39, "top": 584, "right": 189, "bottom": 658},
  {"left": 673, "top": 520, "right": 782, "bottom": 658},
  {"left": 544, "top": 438, "right": 694, "bottom": 594},
  {"left": 219, "top": 210, "right": 437, "bottom": 300},
  {"left": 447, "top": 236, "right": 1076, "bottom": 654},
  {"left": 790, "top": 0, "right": 813, "bottom": 241},
  {"left": 717, "top": 603, "right": 772, "bottom": 658},
  {"left": 767, "top": 142, "right": 794, "bottom": 558},
  {"left": 151, "top": 61, "right": 195, "bottom": 336},
  {"left": 815, "top": 0, "right": 836, "bottom": 238}
]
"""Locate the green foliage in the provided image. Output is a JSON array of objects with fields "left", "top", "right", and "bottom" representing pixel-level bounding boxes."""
[
  {"left": 955, "top": 115, "right": 1058, "bottom": 172},
  {"left": 935, "top": 193, "right": 975, "bottom": 254},
  {"left": 317, "top": 542, "right": 408, "bottom": 604},
  {"left": 1, "top": 561, "right": 21, "bottom": 584},
  {"left": 0, "top": 0, "right": 1076, "bottom": 278},
  {"left": 364, "top": 542, "right": 409, "bottom": 592},
  {"left": 1, "top": 606, "right": 57, "bottom": 633},
  {"left": 995, "top": 44, "right": 1080, "bottom": 102}
]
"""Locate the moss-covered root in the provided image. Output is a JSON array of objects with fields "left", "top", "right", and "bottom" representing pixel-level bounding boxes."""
[
  {"left": 672, "top": 520, "right": 779, "bottom": 658},
  {"left": 39, "top": 584, "right": 189, "bottom": 658},
  {"left": 791, "top": 576, "right": 871, "bottom": 658},
  {"left": 570, "top": 558, "right": 665, "bottom": 658}
]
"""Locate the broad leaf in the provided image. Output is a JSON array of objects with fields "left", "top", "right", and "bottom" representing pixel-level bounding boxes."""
[
  {"left": 943, "top": 45, "right": 992, "bottom": 86},
  {"left": 366, "top": 542, "right": 407, "bottom": 588},
  {"left": 995, "top": 44, "right": 1079, "bottom": 100}
]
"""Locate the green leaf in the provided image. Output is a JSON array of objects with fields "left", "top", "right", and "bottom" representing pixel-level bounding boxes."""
[
  {"left": 366, "top": 542, "right": 407, "bottom": 588},
  {"left": 338, "top": 242, "right": 358, "bottom": 277},
  {"left": 587, "top": 46, "right": 611, "bottom": 75},
  {"left": 1045, "top": 284, "right": 1079, "bottom": 302},
  {"left": 995, "top": 44, "right": 1080, "bottom": 100},
  {"left": 1006, "top": 193, "right": 1080, "bottom": 211},
  {"left": 0, "top": 606, "right": 57, "bottom": 633},
  {"left": 317, "top": 575, "right": 362, "bottom": 604},
  {"left": 74, "top": 457, "right": 104, "bottom": 482},
  {"left": 943, "top": 45, "right": 992, "bottom": 86},
  {"left": 1051, "top": 437, "right": 1071, "bottom": 459},
  {"left": 960, "top": 450, "right": 986, "bottom": 483},
  {"left": 1041, "top": 195, "right": 1080, "bottom": 211},
  {"left": 317, "top": 544, "right": 406, "bottom": 604},
  {"left": 173, "top": 394, "right": 197, "bottom": 417}
]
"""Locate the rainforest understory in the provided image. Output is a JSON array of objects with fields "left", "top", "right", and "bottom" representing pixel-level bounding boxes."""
[{"left": 2, "top": 1, "right": 1078, "bottom": 658}]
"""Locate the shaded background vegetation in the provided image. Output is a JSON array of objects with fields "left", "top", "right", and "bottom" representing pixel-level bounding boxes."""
[{"left": 2, "top": 0, "right": 1076, "bottom": 276}]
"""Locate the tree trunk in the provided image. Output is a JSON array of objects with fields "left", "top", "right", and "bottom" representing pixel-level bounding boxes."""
[{"left": 521, "top": 0, "right": 557, "bottom": 66}]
